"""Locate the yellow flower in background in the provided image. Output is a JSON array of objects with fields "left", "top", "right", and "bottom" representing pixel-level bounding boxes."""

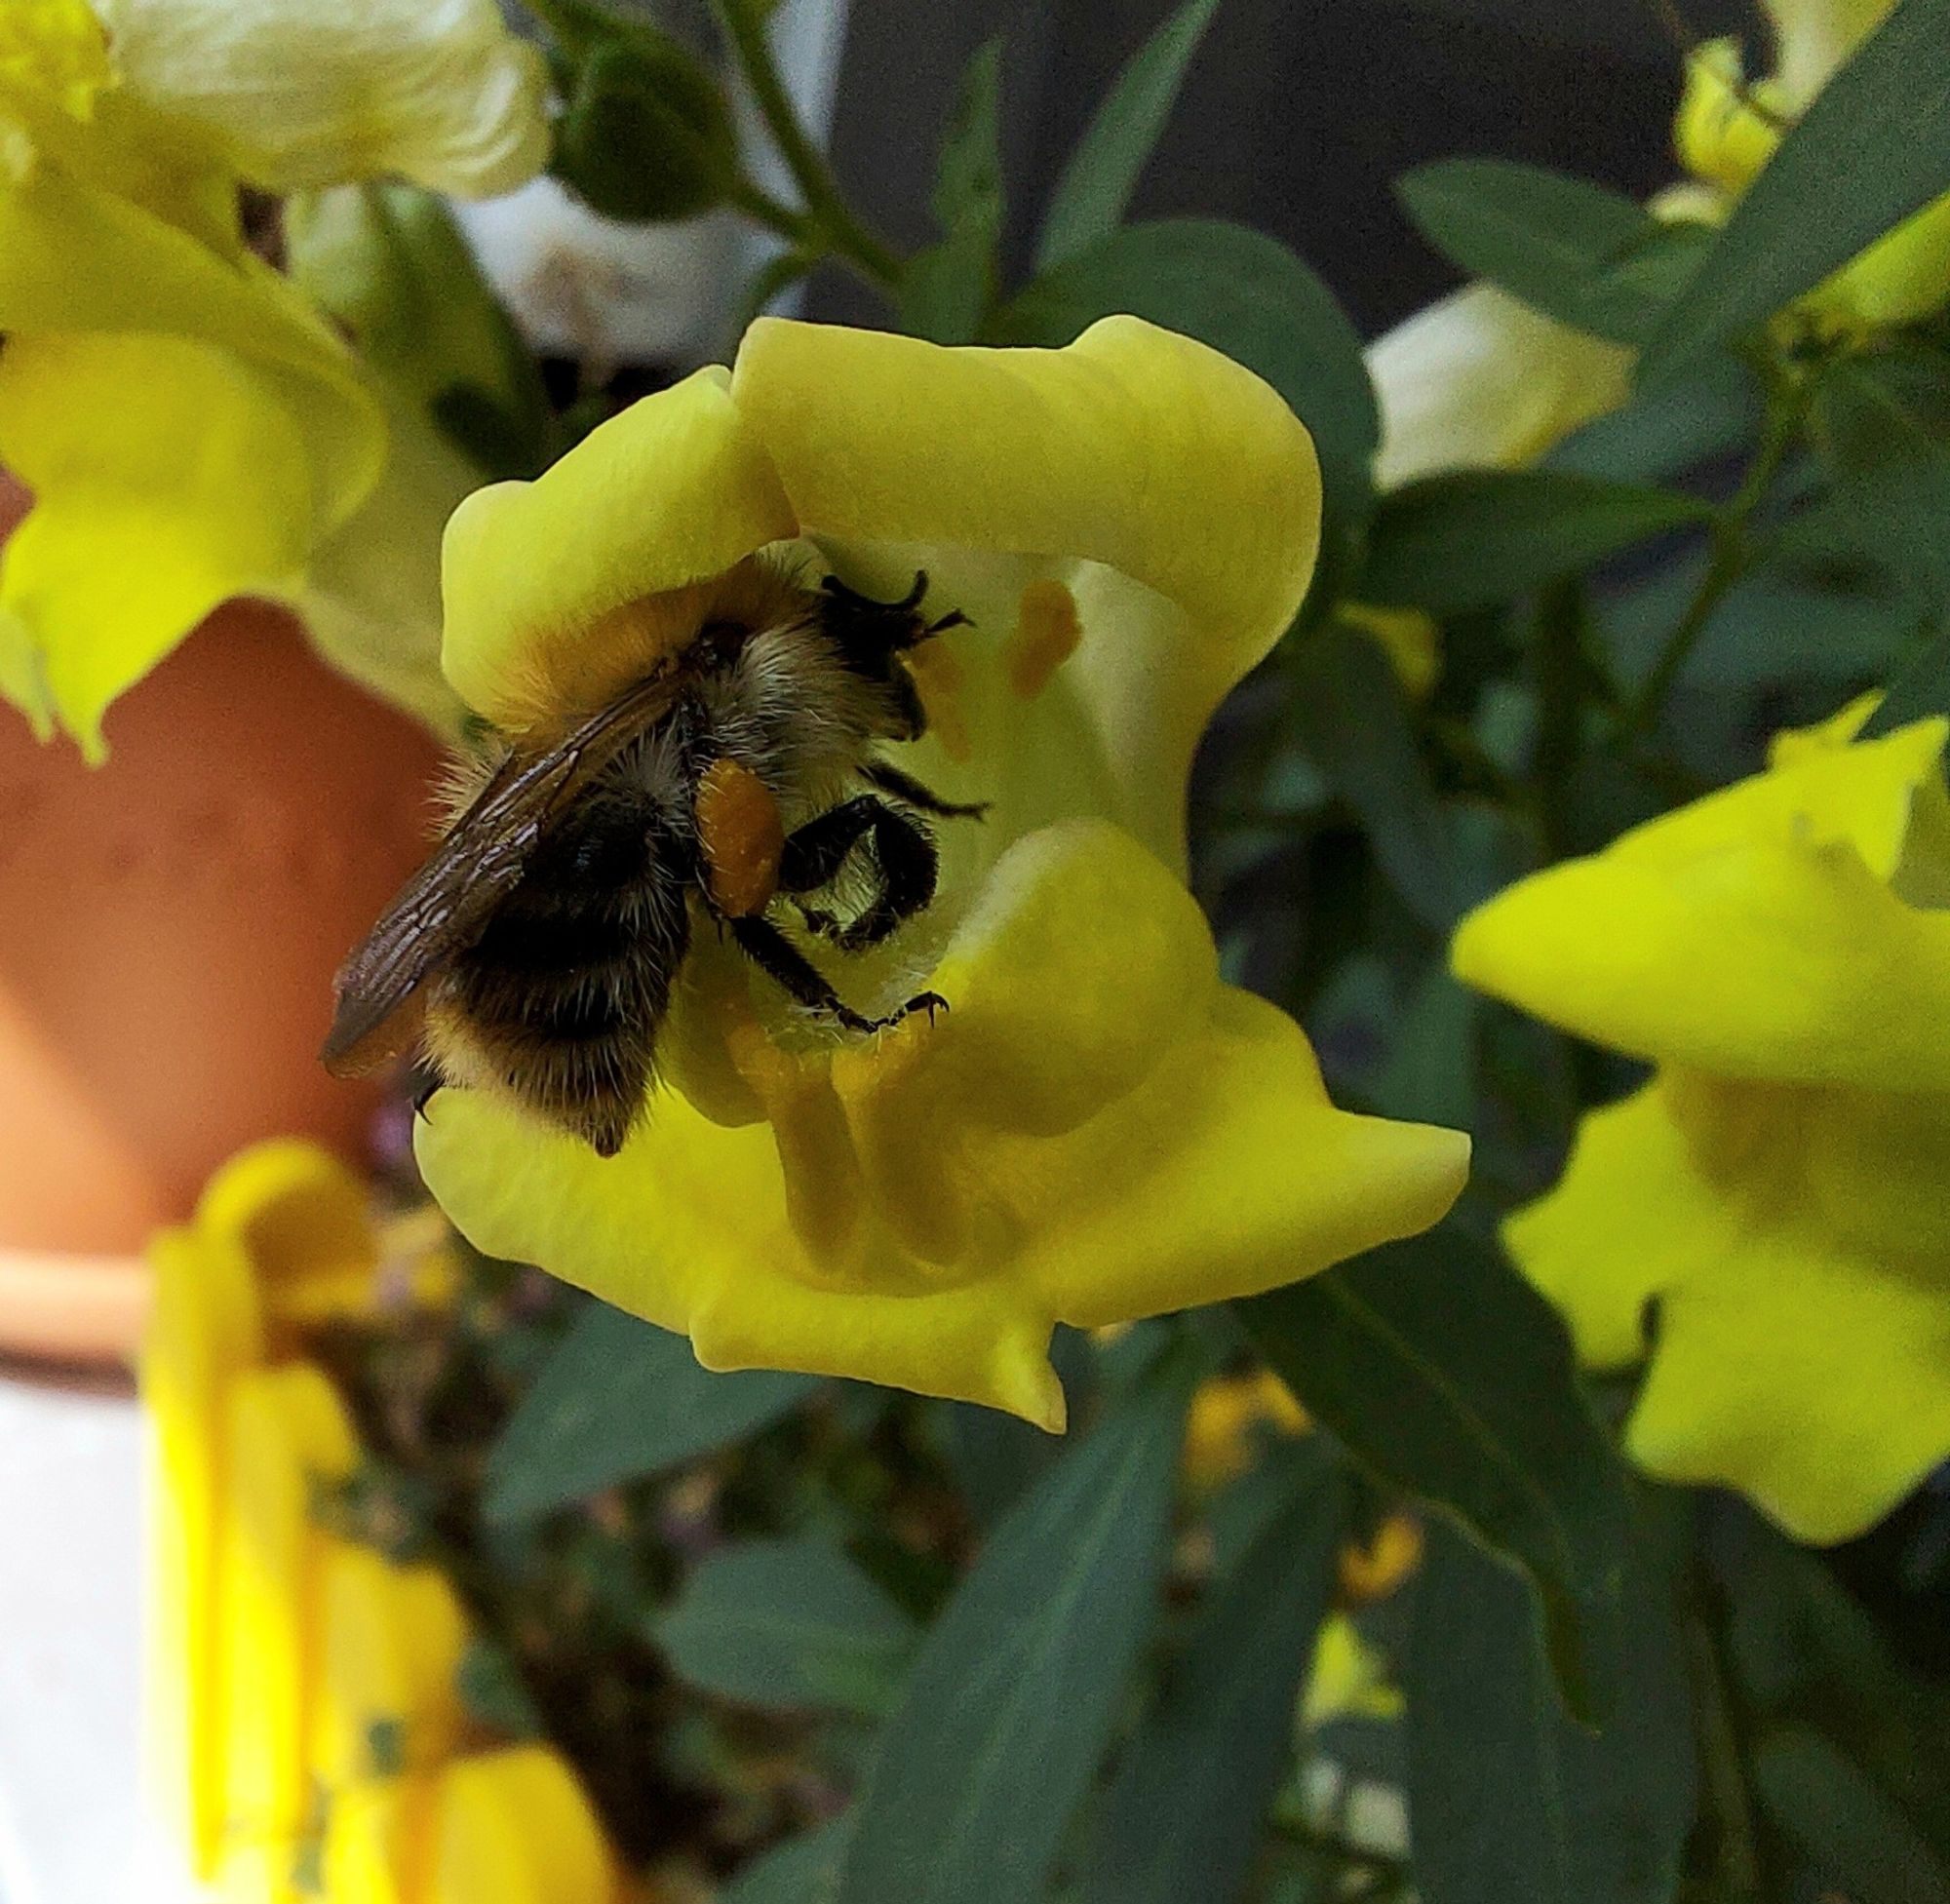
[
  {"left": 1338, "top": 601, "right": 1441, "bottom": 700},
  {"left": 1303, "top": 1613, "right": 1405, "bottom": 1729},
  {"left": 415, "top": 316, "right": 1471, "bottom": 1430},
  {"left": 1452, "top": 697, "right": 1950, "bottom": 1542},
  {"left": 1674, "top": 0, "right": 1950, "bottom": 330},
  {"left": 1183, "top": 1368, "right": 1311, "bottom": 1491},
  {"left": 1365, "top": 282, "right": 1632, "bottom": 489},
  {"left": 1337, "top": 1512, "right": 1424, "bottom": 1606},
  {"left": 142, "top": 1140, "right": 618, "bottom": 1902},
  {"left": 0, "top": 0, "right": 545, "bottom": 756},
  {"left": 92, "top": 0, "right": 548, "bottom": 198}
]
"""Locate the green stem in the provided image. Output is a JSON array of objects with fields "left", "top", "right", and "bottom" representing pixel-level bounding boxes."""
[
  {"left": 1685, "top": 1583, "right": 1764, "bottom": 1898},
  {"left": 708, "top": 0, "right": 903, "bottom": 290},
  {"left": 1624, "top": 360, "right": 1807, "bottom": 735},
  {"left": 724, "top": 176, "right": 817, "bottom": 248}
]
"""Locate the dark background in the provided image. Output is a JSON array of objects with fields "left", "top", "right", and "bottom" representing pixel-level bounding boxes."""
[{"left": 823, "top": 0, "right": 1756, "bottom": 333}]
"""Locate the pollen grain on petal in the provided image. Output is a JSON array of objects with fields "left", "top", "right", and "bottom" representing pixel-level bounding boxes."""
[{"left": 1004, "top": 577, "right": 1083, "bottom": 701}]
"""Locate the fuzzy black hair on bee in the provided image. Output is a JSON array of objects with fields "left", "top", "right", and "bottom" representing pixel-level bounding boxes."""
[{"left": 323, "top": 560, "right": 985, "bottom": 1157}]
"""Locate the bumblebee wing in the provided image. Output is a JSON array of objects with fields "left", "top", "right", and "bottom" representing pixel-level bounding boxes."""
[{"left": 322, "top": 674, "right": 684, "bottom": 1075}]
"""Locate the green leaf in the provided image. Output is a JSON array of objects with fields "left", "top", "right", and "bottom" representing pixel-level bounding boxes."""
[
  {"left": 482, "top": 1303, "right": 817, "bottom": 1525},
  {"left": 1815, "top": 343, "right": 1950, "bottom": 602},
  {"left": 1711, "top": 1502, "right": 1950, "bottom": 1850},
  {"left": 1642, "top": 0, "right": 1950, "bottom": 379},
  {"left": 658, "top": 1537, "right": 916, "bottom": 1718},
  {"left": 995, "top": 218, "right": 1378, "bottom": 528},
  {"left": 938, "top": 1328, "right": 1094, "bottom": 1527},
  {"left": 1394, "top": 160, "right": 1661, "bottom": 345},
  {"left": 1362, "top": 470, "right": 1710, "bottom": 613},
  {"left": 1752, "top": 1728, "right": 1950, "bottom": 1904},
  {"left": 1235, "top": 1227, "right": 1633, "bottom": 1726},
  {"left": 1601, "top": 508, "right": 1918, "bottom": 690},
  {"left": 1035, "top": 0, "right": 1222, "bottom": 269},
  {"left": 1079, "top": 1452, "right": 1345, "bottom": 1904},
  {"left": 830, "top": 1353, "right": 1195, "bottom": 1904},
  {"left": 897, "top": 38, "right": 1005, "bottom": 345},
  {"left": 1404, "top": 1517, "right": 1697, "bottom": 1904},
  {"left": 1548, "top": 349, "right": 1760, "bottom": 484},
  {"left": 722, "top": 1814, "right": 855, "bottom": 1904},
  {"left": 1862, "top": 617, "right": 1950, "bottom": 732},
  {"left": 1367, "top": 961, "right": 1477, "bottom": 1131},
  {"left": 1285, "top": 623, "right": 1458, "bottom": 928}
]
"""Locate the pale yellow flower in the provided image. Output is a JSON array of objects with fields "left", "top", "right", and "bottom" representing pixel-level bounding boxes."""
[
  {"left": 1366, "top": 282, "right": 1632, "bottom": 489},
  {"left": 0, "top": 0, "right": 545, "bottom": 754}
]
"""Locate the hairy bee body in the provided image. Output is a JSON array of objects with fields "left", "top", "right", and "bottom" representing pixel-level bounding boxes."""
[
  {"left": 424, "top": 723, "right": 698, "bottom": 1158},
  {"left": 325, "top": 558, "right": 976, "bottom": 1157}
]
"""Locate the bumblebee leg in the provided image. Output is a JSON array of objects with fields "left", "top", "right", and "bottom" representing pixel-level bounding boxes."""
[
  {"left": 777, "top": 796, "right": 883, "bottom": 895},
  {"left": 860, "top": 759, "right": 989, "bottom": 820},
  {"left": 829, "top": 804, "right": 937, "bottom": 952},
  {"left": 778, "top": 797, "right": 939, "bottom": 952},
  {"left": 730, "top": 915, "right": 946, "bottom": 1032}
]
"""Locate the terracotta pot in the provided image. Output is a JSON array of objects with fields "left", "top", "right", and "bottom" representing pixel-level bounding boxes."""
[{"left": 0, "top": 475, "right": 443, "bottom": 1364}]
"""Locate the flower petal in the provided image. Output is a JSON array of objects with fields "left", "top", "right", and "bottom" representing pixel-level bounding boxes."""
[
  {"left": 214, "top": 1364, "right": 359, "bottom": 1850},
  {"left": 96, "top": 0, "right": 550, "bottom": 197},
  {"left": 734, "top": 316, "right": 1316, "bottom": 669},
  {"left": 317, "top": 1543, "right": 468, "bottom": 1786},
  {"left": 1015, "top": 988, "right": 1471, "bottom": 1326},
  {"left": 441, "top": 367, "right": 799, "bottom": 729},
  {"left": 322, "top": 1780, "right": 426, "bottom": 1904},
  {"left": 1365, "top": 283, "right": 1632, "bottom": 488},
  {"left": 418, "top": 821, "right": 1466, "bottom": 1427},
  {"left": 1508, "top": 1069, "right": 1950, "bottom": 1542},
  {"left": 1631, "top": 1225, "right": 1950, "bottom": 1543},
  {"left": 0, "top": 127, "right": 381, "bottom": 513},
  {"left": 431, "top": 1749, "right": 618, "bottom": 1904},
  {"left": 1674, "top": 40, "right": 1783, "bottom": 195},
  {"left": 1452, "top": 716, "right": 1950, "bottom": 1087},
  {"left": 1762, "top": 0, "right": 1894, "bottom": 109},
  {"left": 293, "top": 396, "right": 473, "bottom": 739},
  {"left": 0, "top": 0, "right": 112, "bottom": 118},
  {"left": 0, "top": 331, "right": 315, "bottom": 755},
  {"left": 414, "top": 1084, "right": 1070, "bottom": 1428},
  {"left": 833, "top": 824, "right": 1466, "bottom": 1317},
  {"left": 731, "top": 316, "right": 1318, "bottom": 860},
  {"left": 1503, "top": 1080, "right": 1732, "bottom": 1369},
  {"left": 142, "top": 1225, "right": 263, "bottom": 1878}
]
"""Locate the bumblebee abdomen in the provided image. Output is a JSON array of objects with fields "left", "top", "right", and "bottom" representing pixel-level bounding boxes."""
[{"left": 437, "top": 795, "right": 695, "bottom": 1156}]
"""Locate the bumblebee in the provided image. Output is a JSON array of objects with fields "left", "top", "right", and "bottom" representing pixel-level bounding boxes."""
[{"left": 322, "top": 560, "right": 981, "bottom": 1158}]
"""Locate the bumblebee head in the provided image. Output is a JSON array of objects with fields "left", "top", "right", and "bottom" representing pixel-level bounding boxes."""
[{"left": 816, "top": 568, "right": 970, "bottom": 746}]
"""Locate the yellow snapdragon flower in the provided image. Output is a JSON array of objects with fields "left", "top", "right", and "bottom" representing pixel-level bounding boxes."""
[
  {"left": 143, "top": 1141, "right": 619, "bottom": 1902},
  {"left": 1452, "top": 697, "right": 1950, "bottom": 1542},
  {"left": 0, "top": 0, "right": 545, "bottom": 755},
  {"left": 1674, "top": 0, "right": 1950, "bottom": 330},
  {"left": 414, "top": 316, "right": 1471, "bottom": 1430}
]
